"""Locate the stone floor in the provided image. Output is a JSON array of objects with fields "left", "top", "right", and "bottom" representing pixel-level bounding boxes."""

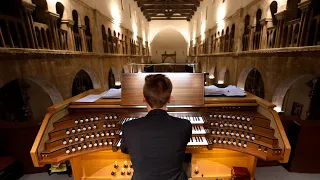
[{"left": 20, "top": 166, "right": 320, "bottom": 180}]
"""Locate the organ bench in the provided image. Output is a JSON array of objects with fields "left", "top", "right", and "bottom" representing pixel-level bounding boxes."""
[{"left": 31, "top": 73, "right": 290, "bottom": 180}]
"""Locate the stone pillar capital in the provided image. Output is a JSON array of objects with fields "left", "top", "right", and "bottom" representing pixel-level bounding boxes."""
[
  {"left": 298, "top": 0, "right": 312, "bottom": 11},
  {"left": 61, "top": 20, "right": 75, "bottom": 27},
  {"left": 275, "top": 10, "right": 287, "bottom": 20},
  {"left": 21, "top": 1, "right": 35, "bottom": 12}
]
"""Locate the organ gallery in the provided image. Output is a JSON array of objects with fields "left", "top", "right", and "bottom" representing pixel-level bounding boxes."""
[{"left": 0, "top": 0, "right": 319, "bottom": 180}]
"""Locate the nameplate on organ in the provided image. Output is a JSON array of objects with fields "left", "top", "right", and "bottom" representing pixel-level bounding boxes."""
[{"left": 31, "top": 73, "right": 290, "bottom": 180}]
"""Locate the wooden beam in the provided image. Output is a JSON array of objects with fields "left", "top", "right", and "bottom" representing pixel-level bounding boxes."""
[
  {"left": 147, "top": 15, "right": 192, "bottom": 19},
  {"left": 143, "top": 10, "right": 195, "bottom": 16},
  {"left": 141, "top": 5, "right": 197, "bottom": 12},
  {"left": 138, "top": 0, "right": 200, "bottom": 7},
  {"left": 149, "top": 17, "right": 190, "bottom": 21}
]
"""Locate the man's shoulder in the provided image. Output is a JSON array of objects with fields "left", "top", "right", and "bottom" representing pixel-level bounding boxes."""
[
  {"left": 171, "top": 116, "right": 192, "bottom": 128},
  {"left": 122, "top": 117, "right": 144, "bottom": 130}
]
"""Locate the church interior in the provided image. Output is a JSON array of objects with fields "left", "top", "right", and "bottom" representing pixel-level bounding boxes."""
[{"left": 0, "top": 0, "right": 320, "bottom": 179}]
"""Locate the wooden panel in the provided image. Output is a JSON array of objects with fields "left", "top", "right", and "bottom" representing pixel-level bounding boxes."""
[
  {"left": 257, "top": 107, "right": 291, "bottom": 163},
  {"left": 30, "top": 109, "right": 69, "bottom": 167},
  {"left": 68, "top": 149, "right": 257, "bottom": 180},
  {"left": 121, "top": 73, "right": 204, "bottom": 106}
]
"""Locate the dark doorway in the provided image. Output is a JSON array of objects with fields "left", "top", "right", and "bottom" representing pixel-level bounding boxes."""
[{"left": 72, "top": 70, "right": 94, "bottom": 96}]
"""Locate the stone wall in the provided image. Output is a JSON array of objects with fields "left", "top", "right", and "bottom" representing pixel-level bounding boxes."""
[
  {"left": 0, "top": 48, "right": 142, "bottom": 100},
  {"left": 197, "top": 46, "right": 320, "bottom": 102}
]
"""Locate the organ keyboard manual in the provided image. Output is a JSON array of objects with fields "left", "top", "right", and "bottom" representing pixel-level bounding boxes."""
[{"left": 31, "top": 73, "right": 290, "bottom": 180}]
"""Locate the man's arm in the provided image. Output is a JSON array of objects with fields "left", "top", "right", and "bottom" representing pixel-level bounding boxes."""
[
  {"left": 120, "top": 125, "right": 129, "bottom": 154},
  {"left": 185, "top": 122, "right": 192, "bottom": 145}
]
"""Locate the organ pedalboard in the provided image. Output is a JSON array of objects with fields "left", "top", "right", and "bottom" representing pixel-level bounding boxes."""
[{"left": 31, "top": 73, "right": 290, "bottom": 180}]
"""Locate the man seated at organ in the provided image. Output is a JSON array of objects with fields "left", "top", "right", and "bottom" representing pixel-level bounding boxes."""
[{"left": 120, "top": 74, "right": 192, "bottom": 180}]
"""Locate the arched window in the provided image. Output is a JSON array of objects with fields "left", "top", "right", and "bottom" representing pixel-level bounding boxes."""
[
  {"left": 72, "top": 10, "right": 79, "bottom": 33},
  {"left": 225, "top": 27, "right": 230, "bottom": 52},
  {"left": 108, "top": 28, "right": 113, "bottom": 53},
  {"left": 244, "top": 68, "right": 265, "bottom": 99},
  {"left": 84, "top": 16, "right": 93, "bottom": 52},
  {"left": 256, "top": 9, "right": 262, "bottom": 31},
  {"left": 244, "top": 15, "right": 250, "bottom": 34},
  {"left": 72, "top": 10, "right": 82, "bottom": 51},
  {"left": 31, "top": 0, "right": 48, "bottom": 23},
  {"left": 230, "top": 24, "right": 235, "bottom": 52},
  {"left": 270, "top": 1, "right": 278, "bottom": 25},
  {"left": 286, "top": 0, "right": 302, "bottom": 21},
  {"left": 102, "top": 25, "right": 108, "bottom": 53},
  {"left": 243, "top": 15, "right": 250, "bottom": 51},
  {"left": 56, "top": 2, "right": 64, "bottom": 29}
]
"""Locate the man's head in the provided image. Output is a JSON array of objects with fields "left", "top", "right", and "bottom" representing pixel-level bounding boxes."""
[{"left": 143, "top": 74, "right": 173, "bottom": 109}]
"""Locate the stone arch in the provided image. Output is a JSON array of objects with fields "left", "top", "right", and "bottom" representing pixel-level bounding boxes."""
[
  {"left": 208, "top": 65, "right": 216, "bottom": 79},
  {"left": 72, "top": 69, "right": 101, "bottom": 96},
  {"left": 237, "top": 68, "right": 265, "bottom": 98},
  {"left": 217, "top": 66, "right": 230, "bottom": 85},
  {"left": 109, "top": 66, "right": 121, "bottom": 88},
  {"left": 272, "top": 74, "right": 315, "bottom": 112},
  {"left": 123, "top": 65, "right": 130, "bottom": 73},
  {"left": 24, "top": 77, "right": 63, "bottom": 105},
  {"left": 0, "top": 77, "right": 63, "bottom": 122}
]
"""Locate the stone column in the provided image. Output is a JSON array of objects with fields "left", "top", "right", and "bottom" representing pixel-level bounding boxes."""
[
  {"left": 275, "top": 10, "right": 287, "bottom": 48},
  {"left": 260, "top": 18, "right": 274, "bottom": 49},
  {"left": 79, "top": 25, "right": 87, "bottom": 52},
  {"left": 46, "top": 11, "right": 60, "bottom": 50},
  {"left": 298, "top": 0, "right": 312, "bottom": 46},
  {"left": 249, "top": 25, "right": 255, "bottom": 50},
  {"left": 21, "top": 1, "right": 36, "bottom": 48},
  {"left": 61, "top": 20, "right": 75, "bottom": 51}
]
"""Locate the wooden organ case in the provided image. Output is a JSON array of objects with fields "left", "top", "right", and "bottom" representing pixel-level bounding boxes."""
[{"left": 31, "top": 73, "right": 290, "bottom": 180}]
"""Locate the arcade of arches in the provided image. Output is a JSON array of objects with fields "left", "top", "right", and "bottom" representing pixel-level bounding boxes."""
[{"left": 0, "top": 0, "right": 320, "bottom": 174}]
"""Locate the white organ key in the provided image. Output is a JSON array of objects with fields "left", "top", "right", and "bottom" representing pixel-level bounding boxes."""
[
  {"left": 192, "top": 125, "right": 206, "bottom": 135},
  {"left": 117, "top": 139, "right": 122, "bottom": 147},
  {"left": 187, "top": 136, "right": 208, "bottom": 146}
]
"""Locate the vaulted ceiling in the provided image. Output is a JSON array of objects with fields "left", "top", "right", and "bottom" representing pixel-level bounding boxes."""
[{"left": 135, "top": 0, "right": 202, "bottom": 21}]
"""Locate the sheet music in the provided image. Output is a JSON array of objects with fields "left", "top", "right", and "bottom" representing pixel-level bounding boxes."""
[
  {"left": 75, "top": 95, "right": 101, "bottom": 102},
  {"left": 100, "top": 88, "right": 121, "bottom": 99},
  {"left": 205, "top": 85, "right": 246, "bottom": 96}
]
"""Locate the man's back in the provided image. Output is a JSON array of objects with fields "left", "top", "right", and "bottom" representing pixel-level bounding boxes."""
[{"left": 121, "top": 109, "right": 192, "bottom": 180}]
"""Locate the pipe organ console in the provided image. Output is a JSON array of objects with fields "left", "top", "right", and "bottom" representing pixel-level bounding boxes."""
[{"left": 31, "top": 73, "right": 290, "bottom": 180}]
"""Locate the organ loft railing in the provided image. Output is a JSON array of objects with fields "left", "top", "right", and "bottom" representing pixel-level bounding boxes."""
[{"left": 0, "top": 14, "right": 27, "bottom": 48}]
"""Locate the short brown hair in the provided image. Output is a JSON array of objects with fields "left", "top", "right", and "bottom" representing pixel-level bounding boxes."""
[{"left": 143, "top": 74, "right": 172, "bottom": 108}]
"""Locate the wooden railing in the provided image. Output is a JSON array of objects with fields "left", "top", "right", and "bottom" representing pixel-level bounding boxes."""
[
  {"left": 285, "top": 19, "right": 301, "bottom": 47},
  {"left": 266, "top": 27, "right": 277, "bottom": 48},
  {"left": 242, "top": 34, "right": 250, "bottom": 51},
  {"left": 0, "top": 14, "right": 26, "bottom": 48},
  {"left": 58, "top": 29, "right": 68, "bottom": 50},
  {"left": 74, "top": 33, "right": 82, "bottom": 51},
  {"left": 252, "top": 31, "right": 262, "bottom": 50},
  {"left": 33, "top": 22, "right": 53, "bottom": 49},
  {"left": 86, "top": 35, "right": 93, "bottom": 52}
]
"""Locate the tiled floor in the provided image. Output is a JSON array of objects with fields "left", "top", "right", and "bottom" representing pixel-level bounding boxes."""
[{"left": 20, "top": 166, "right": 320, "bottom": 180}]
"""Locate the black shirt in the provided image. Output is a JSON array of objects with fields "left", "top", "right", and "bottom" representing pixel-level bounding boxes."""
[{"left": 120, "top": 109, "right": 192, "bottom": 180}]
